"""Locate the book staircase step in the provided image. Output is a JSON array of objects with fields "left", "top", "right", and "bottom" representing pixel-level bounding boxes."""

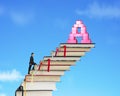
[
  {"left": 34, "top": 65, "right": 70, "bottom": 71},
  {"left": 58, "top": 47, "right": 91, "bottom": 52},
  {"left": 60, "top": 43, "right": 95, "bottom": 48},
  {"left": 16, "top": 90, "right": 52, "bottom": 96},
  {"left": 41, "top": 60, "right": 76, "bottom": 66},
  {"left": 51, "top": 51, "right": 85, "bottom": 56},
  {"left": 21, "top": 82, "right": 56, "bottom": 90},
  {"left": 44, "top": 56, "right": 80, "bottom": 61},
  {"left": 25, "top": 75, "right": 61, "bottom": 82},
  {"left": 30, "top": 70, "right": 64, "bottom": 75}
]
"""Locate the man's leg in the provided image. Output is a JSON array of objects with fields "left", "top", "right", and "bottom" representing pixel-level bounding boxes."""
[
  {"left": 32, "top": 63, "right": 37, "bottom": 70},
  {"left": 28, "top": 65, "right": 32, "bottom": 74}
]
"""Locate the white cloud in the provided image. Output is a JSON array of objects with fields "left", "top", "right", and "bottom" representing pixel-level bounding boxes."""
[
  {"left": 76, "top": 2, "right": 120, "bottom": 19},
  {"left": 0, "top": 4, "right": 35, "bottom": 25},
  {"left": 0, "top": 69, "right": 24, "bottom": 82},
  {"left": 10, "top": 11, "right": 34, "bottom": 25},
  {"left": 0, "top": 93, "right": 6, "bottom": 96}
]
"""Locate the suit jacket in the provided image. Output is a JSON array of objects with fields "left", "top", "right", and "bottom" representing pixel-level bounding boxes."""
[{"left": 29, "top": 56, "right": 36, "bottom": 65}]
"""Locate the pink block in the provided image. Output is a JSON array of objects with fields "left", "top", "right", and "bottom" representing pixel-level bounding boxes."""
[
  {"left": 83, "top": 33, "right": 89, "bottom": 37},
  {"left": 81, "top": 39, "right": 92, "bottom": 43},
  {"left": 81, "top": 24, "right": 85, "bottom": 28},
  {"left": 83, "top": 36, "right": 89, "bottom": 40},
  {"left": 76, "top": 20, "right": 82, "bottom": 25},
  {"left": 78, "top": 24, "right": 81, "bottom": 28},
  {"left": 67, "top": 39, "right": 77, "bottom": 43},
  {"left": 81, "top": 26, "right": 86, "bottom": 31},
  {"left": 74, "top": 24, "right": 78, "bottom": 28},
  {"left": 77, "top": 24, "right": 81, "bottom": 27},
  {"left": 81, "top": 30, "right": 86, "bottom": 34},
  {"left": 72, "top": 27, "right": 77, "bottom": 34},
  {"left": 75, "top": 33, "right": 82, "bottom": 37},
  {"left": 69, "top": 33, "right": 73, "bottom": 37},
  {"left": 82, "top": 33, "right": 89, "bottom": 39},
  {"left": 69, "top": 34, "right": 75, "bottom": 39}
]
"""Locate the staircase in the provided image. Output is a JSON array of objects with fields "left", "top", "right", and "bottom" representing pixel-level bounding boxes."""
[{"left": 15, "top": 20, "right": 95, "bottom": 96}]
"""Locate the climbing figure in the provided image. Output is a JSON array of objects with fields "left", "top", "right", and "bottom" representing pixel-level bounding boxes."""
[{"left": 28, "top": 52, "right": 37, "bottom": 74}]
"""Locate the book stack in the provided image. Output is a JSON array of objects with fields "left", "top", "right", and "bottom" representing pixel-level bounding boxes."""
[{"left": 15, "top": 43, "right": 95, "bottom": 96}]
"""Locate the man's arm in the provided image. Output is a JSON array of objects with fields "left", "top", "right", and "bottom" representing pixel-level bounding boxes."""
[{"left": 30, "top": 56, "right": 36, "bottom": 65}]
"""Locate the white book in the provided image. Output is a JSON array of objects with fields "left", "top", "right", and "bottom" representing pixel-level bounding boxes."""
[
  {"left": 58, "top": 47, "right": 91, "bottom": 52},
  {"left": 30, "top": 70, "right": 65, "bottom": 75},
  {"left": 41, "top": 60, "right": 76, "bottom": 66},
  {"left": 51, "top": 51, "right": 85, "bottom": 56},
  {"left": 16, "top": 90, "right": 52, "bottom": 96},
  {"left": 25, "top": 75, "right": 61, "bottom": 82},
  {"left": 44, "top": 56, "right": 80, "bottom": 61},
  {"left": 21, "top": 82, "right": 56, "bottom": 90},
  {"left": 60, "top": 43, "right": 95, "bottom": 48},
  {"left": 34, "top": 65, "right": 70, "bottom": 71}
]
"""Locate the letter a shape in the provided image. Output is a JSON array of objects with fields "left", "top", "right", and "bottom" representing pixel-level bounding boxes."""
[{"left": 67, "top": 20, "right": 92, "bottom": 43}]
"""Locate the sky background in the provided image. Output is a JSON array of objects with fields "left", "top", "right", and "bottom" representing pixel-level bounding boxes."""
[{"left": 0, "top": 0, "right": 120, "bottom": 96}]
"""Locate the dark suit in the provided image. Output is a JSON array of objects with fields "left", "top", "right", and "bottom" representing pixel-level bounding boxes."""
[{"left": 28, "top": 56, "right": 36, "bottom": 74}]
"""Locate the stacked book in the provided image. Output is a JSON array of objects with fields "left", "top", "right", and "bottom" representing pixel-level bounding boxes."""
[{"left": 15, "top": 43, "right": 95, "bottom": 96}]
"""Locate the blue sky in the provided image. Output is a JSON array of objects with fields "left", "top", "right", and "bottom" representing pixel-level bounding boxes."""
[{"left": 0, "top": 0, "right": 120, "bottom": 96}]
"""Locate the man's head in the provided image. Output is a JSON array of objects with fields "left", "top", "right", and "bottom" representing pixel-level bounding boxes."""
[{"left": 31, "top": 52, "right": 34, "bottom": 56}]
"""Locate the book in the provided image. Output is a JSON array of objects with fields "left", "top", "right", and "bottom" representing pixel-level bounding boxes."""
[
  {"left": 57, "top": 47, "right": 91, "bottom": 52},
  {"left": 25, "top": 75, "right": 61, "bottom": 82},
  {"left": 21, "top": 81, "right": 56, "bottom": 90},
  {"left": 34, "top": 65, "right": 70, "bottom": 71},
  {"left": 44, "top": 56, "right": 80, "bottom": 61},
  {"left": 51, "top": 51, "right": 85, "bottom": 57},
  {"left": 40, "top": 60, "right": 76, "bottom": 66},
  {"left": 30, "top": 70, "right": 65, "bottom": 76},
  {"left": 16, "top": 90, "right": 52, "bottom": 96},
  {"left": 60, "top": 43, "right": 95, "bottom": 48}
]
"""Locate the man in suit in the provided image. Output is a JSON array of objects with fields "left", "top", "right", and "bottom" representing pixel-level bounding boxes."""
[{"left": 28, "top": 52, "right": 37, "bottom": 74}]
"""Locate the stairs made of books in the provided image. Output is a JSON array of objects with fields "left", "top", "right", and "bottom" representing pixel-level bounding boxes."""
[{"left": 15, "top": 20, "right": 95, "bottom": 96}]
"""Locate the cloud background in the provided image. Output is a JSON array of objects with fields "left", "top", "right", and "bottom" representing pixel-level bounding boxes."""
[
  {"left": 76, "top": 2, "right": 120, "bottom": 18},
  {"left": 0, "top": 69, "right": 23, "bottom": 82},
  {"left": 0, "top": 0, "right": 120, "bottom": 96},
  {"left": 0, "top": 93, "right": 6, "bottom": 96}
]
